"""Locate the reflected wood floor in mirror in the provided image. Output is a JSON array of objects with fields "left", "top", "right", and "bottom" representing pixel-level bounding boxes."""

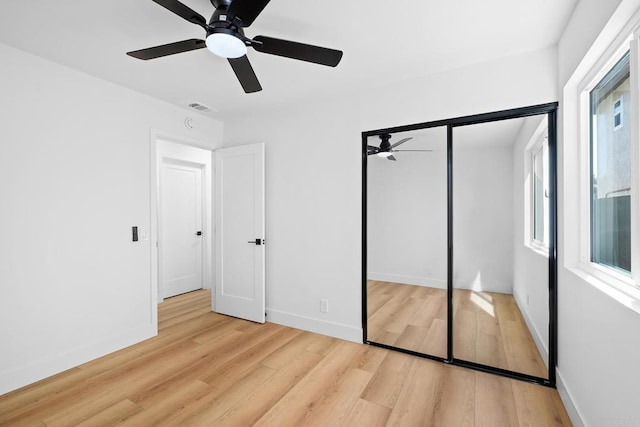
[
  {"left": 0, "top": 289, "right": 570, "bottom": 426},
  {"left": 367, "top": 280, "right": 548, "bottom": 378},
  {"left": 368, "top": 280, "right": 448, "bottom": 358}
]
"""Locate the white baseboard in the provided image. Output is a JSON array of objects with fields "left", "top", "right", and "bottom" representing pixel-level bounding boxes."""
[
  {"left": 556, "top": 368, "right": 586, "bottom": 427},
  {"left": 513, "top": 290, "right": 549, "bottom": 367},
  {"left": 265, "top": 308, "right": 362, "bottom": 343},
  {"left": 367, "top": 272, "right": 447, "bottom": 289},
  {"left": 0, "top": 323, "right": 156, "bottom": 396}
]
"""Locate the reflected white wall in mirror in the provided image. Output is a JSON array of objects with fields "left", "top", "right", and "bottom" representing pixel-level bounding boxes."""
[
  {"left": 453, "top": 119, "right": 521, "bottom": 293},
  {"left": 367, "top": 127, "right": 447, "bottom": 288}
]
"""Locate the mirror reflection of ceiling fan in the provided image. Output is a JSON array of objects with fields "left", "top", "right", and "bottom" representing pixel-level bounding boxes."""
[
  {"left": 367, "top": 134, "right": 433, "bottom": 161},
  {"left": 127, "top": 0, "right": 343, "bottom": 94}
]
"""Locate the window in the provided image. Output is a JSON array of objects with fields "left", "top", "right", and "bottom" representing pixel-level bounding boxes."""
[
  {"left": 589, "top": 51, "right": 632, "bottom": 274},
  {"left": 532, "top": 134, "right": 549, "bottom": 249},
  {"left": 566, "top": 9, "right": 640, "bottom": 304}
]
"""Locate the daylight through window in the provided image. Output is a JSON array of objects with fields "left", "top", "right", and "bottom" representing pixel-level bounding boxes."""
[{"left": 589, "top": 51, "right": 632, "bottom": 274}]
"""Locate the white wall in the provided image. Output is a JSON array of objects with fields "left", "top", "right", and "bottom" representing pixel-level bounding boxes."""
[
  {"left": 223, "top": 46, "right": 558, "bottom": 342},
  {"left": 557, "top": 0, "right": 640, "bottom": 425},
  {"left": 453, "top": 144, "right": 514, "bottom": 293},
  {"left": 512, "top": 115, "right": 550, "bottom": 363},
  {"left": 0, "top": 43, "right": 223, "bottom": 395}
]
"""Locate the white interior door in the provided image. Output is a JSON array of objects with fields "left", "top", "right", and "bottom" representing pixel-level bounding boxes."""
[
  {"left": 161, "top": 160, "right": 203, "bottom": 298},
  {"left": 215, "top": 143, "right": 265, "bottom": 323}
]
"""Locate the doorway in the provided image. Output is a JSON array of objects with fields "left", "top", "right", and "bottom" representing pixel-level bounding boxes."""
[
  {"left": 152, "top": 139, "right": 266, "bottom": 325},
  {"left": 156, "top": 139, "right": 213, "bottom": 301}
]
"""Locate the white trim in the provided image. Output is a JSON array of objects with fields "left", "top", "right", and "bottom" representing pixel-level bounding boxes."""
[
  {"left": 0, "top": 323, "right": 155, "bottom": 395},
  {"left": 556, "top": 368, "right": 587, "bottom": 427},
  {"left": 568, "top": 266, "right": 640, "bottom": 314},
  {"left": 630, "top": 34, "right": 640, "bottom": 287},
  {"left": 265, "top": 308, "right": 362, "bottom": 343},
  {"left": 513, "top": 290, "right": 548, "bottom": 367},
  {"left": 149, "top": 136, "right": 159, "bottom": 325},
  {"left": 149, "top": 129, "right": 214, "bottom": 307},
  {"left": 367, "top": 272, "right": 447, "bottom": 289}
]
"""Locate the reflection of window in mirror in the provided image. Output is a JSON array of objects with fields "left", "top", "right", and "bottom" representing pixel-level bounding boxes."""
[
  {"left": 524, "top": 118, "right": 549, "bottom": 253},
  {"left": 532, "top": 134, "right": 549, "bottom": 250}
]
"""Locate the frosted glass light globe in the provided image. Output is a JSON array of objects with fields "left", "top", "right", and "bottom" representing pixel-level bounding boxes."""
[{"left": 206, "top": 33, "right": 247, "bottom": 58}]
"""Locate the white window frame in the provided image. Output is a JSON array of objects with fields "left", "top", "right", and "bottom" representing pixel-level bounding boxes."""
[
  {"left": 576, "top": 22, "right": 640, "bottom": 296},
  {"left": 526, "top": 123, "right": 549, "bottom": 254}
]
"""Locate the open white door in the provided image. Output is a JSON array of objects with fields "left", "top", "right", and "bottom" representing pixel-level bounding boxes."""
[{"left": 215, "top": 143, "right": 265, "bottom": 323}]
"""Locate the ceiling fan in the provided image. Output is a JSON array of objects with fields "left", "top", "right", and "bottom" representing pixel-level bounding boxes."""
[
  {"left": 367, "top": 134, "right": 433, "bottom": 161},
  {"left": 126, "top": 0, "right": 343, "bottom": 93}
]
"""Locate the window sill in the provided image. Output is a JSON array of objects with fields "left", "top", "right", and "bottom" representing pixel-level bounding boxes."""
[
  {"left": 527, "top": 242, "right": 549, "bottom": 258},
  {"left": 567, "top": 266, "right": 640, "bottom": 315}
]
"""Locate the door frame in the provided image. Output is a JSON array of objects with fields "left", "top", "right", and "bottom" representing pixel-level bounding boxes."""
[{"left": 150, "top": 132, "right": 214, "bottom": 323}]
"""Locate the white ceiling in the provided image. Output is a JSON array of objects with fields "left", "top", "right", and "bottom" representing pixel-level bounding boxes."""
[
  {"left": 453, "top": 117, "right": 527, "bottom": 149},
  {"left": 0, "top": 0, "right": 577, "bottom": 120}
]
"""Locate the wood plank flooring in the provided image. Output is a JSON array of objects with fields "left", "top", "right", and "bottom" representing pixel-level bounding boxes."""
[
  {"left": 0, "top": 289, "right": 571, "bottom": 426},
  {"left": 367, "top": 281, "right": 548, "bottom": 378}
]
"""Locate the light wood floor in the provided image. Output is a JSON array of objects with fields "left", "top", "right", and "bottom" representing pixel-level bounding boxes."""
[
  {"left": 367, "top": 281, "right": 548, "bottom": 378},
  {"left": 0, "top": 290, "right": 571, "bottom": 426}
]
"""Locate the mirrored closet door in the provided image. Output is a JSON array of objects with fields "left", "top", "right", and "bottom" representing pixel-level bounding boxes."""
[
  {"left": 365, "top": 126, "right": 448, "bottom": 359},
  {"left": 452, "top": 114, "right": 551, "bottom": 380},
  {"left": 362, "top": 104, "right": 557, "bottom": 385}
]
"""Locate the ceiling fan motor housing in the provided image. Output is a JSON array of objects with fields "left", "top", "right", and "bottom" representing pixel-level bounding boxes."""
[
  {"left": 211, "top": 0, "right": 232, "bottom": 9},
  {"left": 209, "top": 0, "right": 244, "bottom": 29},
  {"left": 379, "top": 134, "right": 392, "bottom": 152}
]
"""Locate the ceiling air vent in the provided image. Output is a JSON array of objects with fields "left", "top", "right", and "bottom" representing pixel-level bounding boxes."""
[{"left": 187, "top": 102, "right": 216, "bottom": 114}]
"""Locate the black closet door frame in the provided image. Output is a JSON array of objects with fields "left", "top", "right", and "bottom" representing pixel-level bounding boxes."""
[{"left": 361, "top": 102, "right": 558, "bottom": 387}]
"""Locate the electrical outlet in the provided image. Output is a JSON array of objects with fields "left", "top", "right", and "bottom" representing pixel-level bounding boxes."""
[
  {"left": 320, "top": 299, "right": 329, "bottom": 313},
  {"left": 426, "top": 266, "right": 433, "bottom": 276}
]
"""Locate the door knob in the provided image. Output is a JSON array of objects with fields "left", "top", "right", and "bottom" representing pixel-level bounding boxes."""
[
  {"left": 196, "top": 231, "right": 202, "bottom": 236},
  {"left": 247, "top": 239, "right": 264, "bottom": 245}
]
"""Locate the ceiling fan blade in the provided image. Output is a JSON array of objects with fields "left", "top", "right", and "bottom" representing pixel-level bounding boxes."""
[
  {"left": 390, "top": 137, "right": 413, "bottom": 149},
  {"left": 228, "top": 55, "right": 262, "bottom": 93},
  {"left": 226, "top": 0, "right": 271, "bottom": 27},
  {"left": 393, "top": 149, "right": 434, "bottom": 152},
  {"left": 252, "top": 36, "right": 343, "bottom": 67},
  {"left": 127, "top": 39, "right": 206, "bottom": 60},
  {"left": 367, "top": 144, "right": 379, "bottom": 152},
  {"left": 153, "top": 0, "right": 207, "bottom": 28},
  {"left": 388, "top": 155, "right": 397, "bottom": 161}
]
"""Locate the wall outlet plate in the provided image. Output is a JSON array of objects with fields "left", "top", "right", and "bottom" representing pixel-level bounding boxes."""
[{"left": 320, "top": 299, "right": 329, "bottom": 313}]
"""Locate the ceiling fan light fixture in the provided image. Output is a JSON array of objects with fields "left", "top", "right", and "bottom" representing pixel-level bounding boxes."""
[
  {"left": 206, "top": 32, "right": 247, "bottom": 58},
  {"left": 377, "top": 151, "right": 393, "bottom": 158}
]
